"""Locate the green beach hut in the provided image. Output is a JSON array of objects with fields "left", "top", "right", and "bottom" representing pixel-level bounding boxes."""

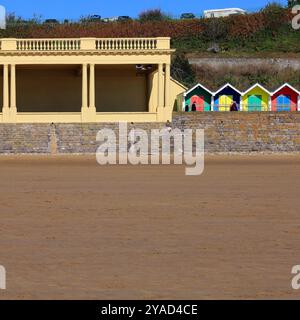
[
  {"left": 183, "top": 84, "right": 213, "bottom": 112},
  {"left": 242, "top": 83, "right": 271, "bottom": 112}
]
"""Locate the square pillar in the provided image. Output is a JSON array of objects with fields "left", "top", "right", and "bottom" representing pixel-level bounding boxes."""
[
  {"left": 211, "top": 96, "right": 214, "bottom": 112},
  {"left": 157, "top": 63, "right": 164, "bottom": 121},
  {"left": 2, "top": 64, "right": 10, "bottom": 122},
  {"left": 89, "top": 64, "right": 96, "bottom": 121},
  {"left": 164, "top": 63, "right": 171, "bottom": 121},
  {"left": 81, "top": 63, "right": 89, "bottom": 122},
  {"left": 10, "top": 64, "right": 17, "bottom": 122}
]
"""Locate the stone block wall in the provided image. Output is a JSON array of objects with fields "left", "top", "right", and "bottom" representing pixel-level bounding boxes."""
[
  {"left": 0, "top": 124, "right": 50, "bottom": 154},
  {"left": 0, "top": 113, "right": 299, "bottom": 154},
  {"left": 172, "top": 112, "right": 300, "bottom": 153}
]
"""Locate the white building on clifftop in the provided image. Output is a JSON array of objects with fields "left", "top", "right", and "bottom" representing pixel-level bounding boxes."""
[{"left": 204, "top": 8, "right": 246, "bottom": 18}]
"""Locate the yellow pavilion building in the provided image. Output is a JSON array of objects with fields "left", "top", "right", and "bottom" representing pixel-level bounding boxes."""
[{"left": 0, "top": 37, "right": 186, "bottom": 123}]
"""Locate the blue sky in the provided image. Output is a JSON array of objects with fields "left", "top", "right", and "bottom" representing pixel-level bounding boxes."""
[{"left": 1, "top": 0, "right": 287, "bottom": 20}]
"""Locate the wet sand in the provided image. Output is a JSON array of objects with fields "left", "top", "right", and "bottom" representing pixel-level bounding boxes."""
[{"left": 0, "top": 154, "right": 299, "bottom": 300}]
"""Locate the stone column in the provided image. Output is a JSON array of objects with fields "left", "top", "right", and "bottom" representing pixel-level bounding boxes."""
[
  {"left": 2, "top": 64, "right": 10, "bottom": 122},
  {"left": 157, "top": 63, "right": 164, "bottom": 121},
  {"left": 10, "top": 64, "right": 17, "bottom": 122},
  {"left": 81, "top": 63, "right": 89, "bottom": 122},
  {"left": 164, "top": 63, "right": 171, "bottom": 121},
  {"left": 89, "top": 64, "right": 96, "bottom": 121}
]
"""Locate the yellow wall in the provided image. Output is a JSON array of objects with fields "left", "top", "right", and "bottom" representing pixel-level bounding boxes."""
[
  {"left": 0, "top": 68, "right": 3, "bottom": 108},
  {"left": 16, "top": 66, "right": 82, "bottom": 112},
  {"left": 148, "top": 71, "right": 187, "bottom": 116},
  {"left": 148, "top": 70, "right": 158, "bottom": 113},
  {"left": 170, "top": 78, "right": 187, "bottom": 112},
  {"left": 95, "top": 66, "right": 148, "bottom": 112}
]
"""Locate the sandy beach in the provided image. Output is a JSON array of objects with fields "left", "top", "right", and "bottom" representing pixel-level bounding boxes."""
[{"left": 0, "top": 154, "right": 299, "bottom": 299}]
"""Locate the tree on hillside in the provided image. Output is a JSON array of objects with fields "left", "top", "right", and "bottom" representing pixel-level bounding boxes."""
[
  {"left": 139, "top": 9, "right": 170, "bottom": 22},
  {"left": 261, "top": 2, "right": 286, "bottom": 32},
  {"left": 171, "top": 53, "right": 196, "bottom": 87},
  {"left": 202, "top": 18, "right": 228, "bottom": 52},
  {"left": 288, "top": 0, "right": 300, "bottom": 7}
]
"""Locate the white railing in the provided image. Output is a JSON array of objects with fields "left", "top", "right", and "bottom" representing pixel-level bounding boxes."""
[
  {"left": 0, "top": 37, "right": 170, "bottom": 52},
  {"left": 16, "top": 39, "right": 81, "bottom": 51},
  {"left": 95, "top": 38, "right": 158, "bottom": 50}
]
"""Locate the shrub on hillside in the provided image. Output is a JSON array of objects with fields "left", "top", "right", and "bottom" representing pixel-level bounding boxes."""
[
  {"left": 0, "top": 4, "right": 294, "bottom": 54},
  {"left": 193, "top": 63, "right": 300, "bottom": 91},
  {"left": 139, "top": 9, "right": 169, "bottom": 22},
  {"left": 171, "top": 53, "right": 196, "bottom": 87},
  {"left": 261, "top": 2, "right": 287, "bottom": 32}
]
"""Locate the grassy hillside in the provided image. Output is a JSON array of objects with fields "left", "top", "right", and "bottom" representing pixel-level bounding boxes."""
[
  {"left": 1, "top": 5, "right": 299, "bottom": 56},
  {"left": 193, "top": 63, "right": 300, "bottom": 91}
]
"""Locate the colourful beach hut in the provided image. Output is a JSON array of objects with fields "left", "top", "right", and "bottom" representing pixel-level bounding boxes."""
[
  {"left": 242, "top": 83, "right": 271, "bottom": 112},
  {"left": 271, "top": 83, "right": 299, "bottom": 112},
  {"left": 213, "top": 83, "right": 242, "bottom": 112},
  {"left": 183, "top": 84, "right": 213, "bottom": 112}
]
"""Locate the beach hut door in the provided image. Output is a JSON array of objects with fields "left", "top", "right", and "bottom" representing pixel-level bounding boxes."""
[
  {"left": 277, "top": 95, "right": 291, "bottom": 111},
  {"left": 248, "top": 95, "right": 262, "bottom": 111},
  {"left": 191, "top": 95, "right": 204, "bottom": 112},
  {"left": 219, "top": 95, "right": 233, "bottom": 111}
]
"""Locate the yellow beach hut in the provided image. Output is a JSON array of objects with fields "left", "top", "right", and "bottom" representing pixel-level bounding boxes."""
[{"left": 242, "top": 83, "right": 271, "bottom": 112}]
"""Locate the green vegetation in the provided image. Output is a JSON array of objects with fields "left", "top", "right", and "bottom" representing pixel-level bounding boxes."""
[
  {"left": 138, "top": 9, "right": 170, "bottom": 22},
  {"left": 193, "top": 63, "right": 300, "bottom": 92},
  {"left": 1, "top": 3, "right": 299, "bottom": 57},
  {"left": 2, "top": 2, "right": 300, "bottom": 89},
  {"left": 171, "top": 53, "right": 196, "bottom": 87},
  {"left": 288, "top": 0, "right": 300, "bottom": 7}
]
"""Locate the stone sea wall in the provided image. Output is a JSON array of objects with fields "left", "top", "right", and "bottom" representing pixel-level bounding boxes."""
[{"left": 0, "top": 113, "right": 299, "bottom": 154}]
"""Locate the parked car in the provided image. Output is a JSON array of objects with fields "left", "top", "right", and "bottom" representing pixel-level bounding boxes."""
[
  {"left": 102, "top": 17, "right": 118, "bottom": 23},
  {"left": 118, "top": 16, "right": 132, "bottom": 22},
  {"left": 44, "top": 19, "right": 60, "bottom": 24},
  {"left": 180, "top": 13, "right": 196, "bottom": 19},
  {"left": 87, "top": 15, "right": 102, "bottom": 22}
]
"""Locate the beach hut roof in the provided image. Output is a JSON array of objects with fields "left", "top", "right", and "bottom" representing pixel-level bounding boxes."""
[
  {"left": 272, "top": 83, "right": 300, "bottom": 95},
  {"left": 243, "top": 83, "right": 272, "bottom": 96},
  {"left": 184, "top": 83, "right": 214, "bottom": 96},
  {"left": 213, "top": 83, "right": 242, "bottom": 96}
]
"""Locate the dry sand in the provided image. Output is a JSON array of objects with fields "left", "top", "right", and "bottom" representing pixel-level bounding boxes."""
[{"left": 0, "top": 154, "right": 299, "bottom": 300}]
